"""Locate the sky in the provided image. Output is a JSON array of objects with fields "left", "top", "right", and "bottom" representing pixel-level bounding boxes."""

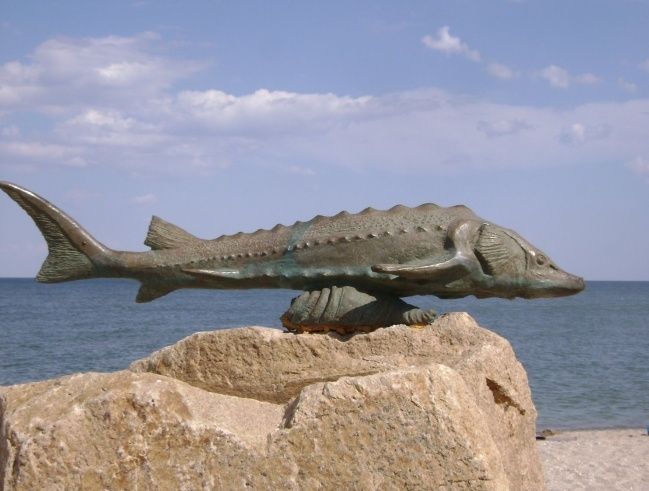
[{"left": 0, "top": 0, "right": 648, "bottom": 280}]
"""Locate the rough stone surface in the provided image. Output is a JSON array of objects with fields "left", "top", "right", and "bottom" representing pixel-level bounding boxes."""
[
  {"left": 1, "top": 313, "right": 544, "bottom": 490},
  {"left": 130, "top": 312, "right": 543, "bottom": 489}
]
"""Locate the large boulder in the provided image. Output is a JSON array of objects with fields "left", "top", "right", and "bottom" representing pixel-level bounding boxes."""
[{"left": 1, "top": 313, "right": 544, "bottom": 490}]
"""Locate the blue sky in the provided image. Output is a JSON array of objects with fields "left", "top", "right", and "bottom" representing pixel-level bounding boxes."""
[{"left": 1, "top": 0, "right": 648, "bottom": 280}]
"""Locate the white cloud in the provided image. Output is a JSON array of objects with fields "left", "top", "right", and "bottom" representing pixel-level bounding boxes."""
[
  {"left": 174, "top": 89, "right": 372, "bottom": 133},
  {"left": 618, "top": 78, "right": 638, "bottom": 93},
  {"left": 476, "top": 119, "right": 532, "bottom": 138},
  {"left": 96, "top": 61, "right": 159, "bottom": 85},
  {"left": 538, "top": 65, "right": 599, "bottom": 89},
  {"left": 421, "top": 26, "right": 481, "bottom": 62},
  {"left": 59, "top": 109, "right": 166, "bottom": 147},
  {"left": 486, "top": 62, "right": 518, "bottom": 80},
  {"left": 0, "top": 141, "right": 83, "bottom": 162},
  {"left": 626, "top": 156, "right": 649, "bottom": 177},
  {"left": 420, "top": 29, "right": 603, "bottom": 92},
  {"left": 559, "top": 123, "right": 610, "bottom": 145},
  {"left": 1, "top": 125, "right": 20, "bottom": 138},
  {"left": 0, "top": 33, "right": 202, "bottom": 112},
  {"left": 285, "top": 165, "right": 316, "bottom": 176},
  {"left": 1, "top": 34, "right": 649, "bottom": 178},
  {"left": 72, "top": 109, "right": 137, "bottom": 130},
  {"left": 132, "top": 193, "right": 157, "bottom": 205},
  {"left": 562, "top": 122, "right": 586, "bottom": 143},
  {"left": 574, "top": 73, "right": 599, "bottom": 85},
  {"left": 539, "top": 65, "right": 570, "bottom": 88}
]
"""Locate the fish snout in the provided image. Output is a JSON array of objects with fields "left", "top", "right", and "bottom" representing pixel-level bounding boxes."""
[
  {"left": 537, "top": 272, "right": 585, "bottom": 298},
  {"left": 518, "top": 270, "right": 585, "bottom": 299},
  {"left": 574, "top": 275, "right": 586, "bottom": 292},
  {"left": 555, "top": 273, "right": 585, "bottom": 296}
]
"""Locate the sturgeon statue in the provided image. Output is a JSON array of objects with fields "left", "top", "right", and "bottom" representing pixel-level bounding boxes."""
[{"left": 1, "top": 181, "right": 584, "bottom": 333}]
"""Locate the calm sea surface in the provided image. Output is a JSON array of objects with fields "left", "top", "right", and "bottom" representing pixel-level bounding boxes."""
[{"left": 1, "top": 279, "right": 647, "bottom": 430}]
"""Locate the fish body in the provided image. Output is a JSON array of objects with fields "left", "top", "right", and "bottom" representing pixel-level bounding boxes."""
[{"left": 0, "top": 182, "right": 584, "bottom": 305}]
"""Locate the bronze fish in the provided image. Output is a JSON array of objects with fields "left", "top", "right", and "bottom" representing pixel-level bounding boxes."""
[{"left": 0, "top": 181, "right": 584, "bottom": 333}]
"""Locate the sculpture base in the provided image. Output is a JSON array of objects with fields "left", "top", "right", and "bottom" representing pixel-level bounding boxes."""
[{"left": 281, "top": 285, "right": 437, "bottom": 334}]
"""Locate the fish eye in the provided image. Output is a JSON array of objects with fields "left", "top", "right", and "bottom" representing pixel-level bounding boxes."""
[{"left": 536, "top": 255, "right": 547, "bottom": 266}]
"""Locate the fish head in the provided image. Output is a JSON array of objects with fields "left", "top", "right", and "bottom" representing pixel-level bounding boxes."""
[{"left": 473, "top": 223, "right": 585, "bottom": 299}]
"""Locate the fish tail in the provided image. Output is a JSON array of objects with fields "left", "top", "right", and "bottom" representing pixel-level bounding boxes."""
[{"left": 0, "top": 181, "right": 111, "bottom": 283}]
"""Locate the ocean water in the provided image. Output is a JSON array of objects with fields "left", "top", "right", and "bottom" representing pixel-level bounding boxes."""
[{"left": 1, "top": 279, "right": 647, "bottom": 430}]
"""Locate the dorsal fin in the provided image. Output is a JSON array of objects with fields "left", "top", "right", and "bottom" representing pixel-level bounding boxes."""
[{"left": 144, "top": 216, "right": 200, "bottom": 250}]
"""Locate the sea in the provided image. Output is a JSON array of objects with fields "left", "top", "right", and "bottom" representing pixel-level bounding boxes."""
[{"left": 1, "top": 279, "right": 647, "bottom": 431}]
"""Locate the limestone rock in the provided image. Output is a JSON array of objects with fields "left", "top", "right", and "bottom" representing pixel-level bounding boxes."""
[
  {"left": 1, "top": 313, "right": 544, "bottom": 490},
  {"left": 2, "top": 366, "right": 517, "bottom": 490},
  {"left": 130, "top": 312, "right": 542, "bottom": 489},
  {"left": 0, "top": 371, "right": 286, "bottom": 490}
]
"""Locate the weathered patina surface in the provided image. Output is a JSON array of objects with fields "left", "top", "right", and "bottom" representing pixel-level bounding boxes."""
[{"left": 0, "top": 181, "right": 584, "bottom": 332}]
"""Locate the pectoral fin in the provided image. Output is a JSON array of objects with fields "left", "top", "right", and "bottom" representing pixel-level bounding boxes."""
[
  {"left": 371, "top": 219, "right": 483, "bottom": 281},
  {"left": 372, "top": 254, "right": 472, "bottom": 280},
  {"left": 182, "top": 268, "right": 242, "bottom": 279}
]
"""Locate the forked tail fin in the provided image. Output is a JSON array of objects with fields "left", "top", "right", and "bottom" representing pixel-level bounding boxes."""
[{"left": 0, "top": 181, "right": 110, "bottom": 282}]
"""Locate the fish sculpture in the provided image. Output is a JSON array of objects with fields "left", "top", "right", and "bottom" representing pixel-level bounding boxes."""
[{"left": 0, "top": 181, "right": 584, "bottom": 333}]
